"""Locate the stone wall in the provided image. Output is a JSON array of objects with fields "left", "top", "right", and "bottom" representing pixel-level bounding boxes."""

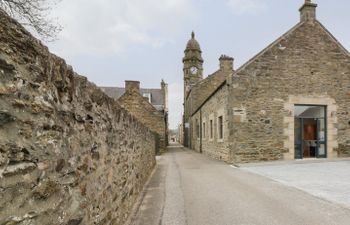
[
  {"left": 228, "top": 20, "right": 350, "bottom": 163},
  {"left": 184, "top": 58, "right": 233, "bottom": 148},
  {"left": 0, "top": 10, "right": 156, "bottom": 225},
  {"left": 186, "top": 66, "right": 232, "bottom": 117},
  {"left": 118, "top": 81, "right": 166, "bottom": 152},
  {"left": 190, "top": 84, "right": 231, "bottom": 162}
]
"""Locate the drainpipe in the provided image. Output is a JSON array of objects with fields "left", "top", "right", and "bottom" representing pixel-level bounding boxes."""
[{"left": 200, "top": 109, "right": 203, "bottom": 153}]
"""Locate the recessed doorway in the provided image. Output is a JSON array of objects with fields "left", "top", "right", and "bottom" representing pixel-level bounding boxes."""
[{"left": 294, "top": 105, "right": 327, "bottom": 159}]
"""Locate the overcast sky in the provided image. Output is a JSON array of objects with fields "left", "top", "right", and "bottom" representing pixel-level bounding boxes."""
[{"left": 47, "top": 0, "right": 350, "bottom": 129}]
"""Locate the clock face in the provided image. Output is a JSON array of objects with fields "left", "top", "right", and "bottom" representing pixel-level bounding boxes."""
[{"left": 190, "top": 66, "right": 198, "bottom": 75}]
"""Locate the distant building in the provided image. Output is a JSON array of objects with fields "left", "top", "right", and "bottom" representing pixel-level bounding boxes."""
[
  {"left": 100, "top": 80, "right": 168, "bottom": 152},
  {"left": 100, "top": 80, "right": 168, "bottom": 112},
  {"left": 178, "top": 123, "right": 184, "bottom": 144},
  {"left": 182, "top": 0, "right": 350, "bottom": 163}
]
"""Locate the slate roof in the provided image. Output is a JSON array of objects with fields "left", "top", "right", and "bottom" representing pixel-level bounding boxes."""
[{"left": 99, "top": 86, "right": 164, "bottom": 108}]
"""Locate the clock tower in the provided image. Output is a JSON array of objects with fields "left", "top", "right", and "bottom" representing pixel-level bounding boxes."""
[
  {"left": 182, "top": 31, "right": 203, "bottom": 147},
  {"left": 183, "top": 31, "right": 203, "bottom": 99}
]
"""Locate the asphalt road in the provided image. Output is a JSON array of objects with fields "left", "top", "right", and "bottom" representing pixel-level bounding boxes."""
[{"left": 131, "top": 144, "right": 350, "bottom": 225}]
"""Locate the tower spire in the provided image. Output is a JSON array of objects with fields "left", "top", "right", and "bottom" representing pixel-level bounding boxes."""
[{"left": 191, "top": 31, "right": 195, "bottom": 39}]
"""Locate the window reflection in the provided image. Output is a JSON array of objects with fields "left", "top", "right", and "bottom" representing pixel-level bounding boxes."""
[{"left": 294, "top": 105, "right": 327, "bottom": 159}]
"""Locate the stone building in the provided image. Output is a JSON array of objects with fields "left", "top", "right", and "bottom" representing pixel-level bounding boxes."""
[
  {"left": 101, "top": 80, "right": 168, "bottom": 152},
  {"left": 183, "top": 0, "right": 350, "bottom": 163}
]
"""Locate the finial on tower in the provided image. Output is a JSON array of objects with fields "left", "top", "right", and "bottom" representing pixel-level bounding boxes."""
[
  {"left": 305, "top": 0, "right": 311, "bottom": 3},
  {"left": 191, "top": 31, "right": 195, "bottom": 39}
]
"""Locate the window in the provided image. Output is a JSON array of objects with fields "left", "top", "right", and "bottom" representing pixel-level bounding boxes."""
[
  {"left": 202, "top": 122, "right": 206, "bottom": 139},
  {"left": 294, "top": 105, "right": 327, "bottom": 159},
  {"left": 218, "top": 116, "right": 223, "bottom": 139},
  {"left": 196, "top": 119, "right": 200, "bottom": 138},
  {"left": 210, "top": 120, "right": 213, "bottom": 139},
  {"left": 142, "top": 93, "right": 152, "bottom": 103}
]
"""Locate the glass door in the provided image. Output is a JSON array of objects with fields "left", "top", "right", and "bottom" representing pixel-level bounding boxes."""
[
  {"left": 294, "top": 118, "right": 303, "bottom": 159},
  {"left": 294, "top": 105, "right": 327, "bottom": 159},
  {"left": 316, "top": 118, "right": 327, "bottom": 158}
]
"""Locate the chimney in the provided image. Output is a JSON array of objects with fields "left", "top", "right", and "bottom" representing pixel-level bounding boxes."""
[
  {"left": 143, "top": 96, "right": 151, "bottom": 102},
  {"left": 219, "top": 55, "right": 234, "bottom": 71},
  {"left": 125, "top": 80, "right": 140, "bottom": 93},
  {"left": 161, "top": 79, "right": 168, "bottom": 112},
  {"left": 299, "top": 0, "right": 317, "bottom": 22}
]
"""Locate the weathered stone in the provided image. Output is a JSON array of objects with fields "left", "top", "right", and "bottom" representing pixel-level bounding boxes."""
[
  {"left": 90, "top": 143, "right": 100, "bottom": 160},
  {"left": 67, "top": 218, "right": 83, "bottom": 225},
  {"left": 118, "top": 81, "right": 167, "bottom": 152},
  {"left": 32, "top": 179, "right": 60, "bottom": 200},
  {"left": 1, "top": 216, "right": 23, "bottom": 225},
  {"left": 0, "top": 111, "right": 16, "bottom": 126},
  {"left": 0, "top": 9, "right": 156, "bottom": 225},
  {"left": 55, "top": 159, "right": 65, "bottom": 172},
  {"left": 37, "top": 162, "right": 49, "bottom": 170},
  {"left": 3, "top": 162, "right": 36, "bottom": 176},
  {"left": 0, "top": 211, "right": 38, "bottom": 225},
  {"left": 0, "top": 56, "right": 15, "bottom": 71},
  {"left": 183, "top": 1, "right": 350, "bottom": 163}
]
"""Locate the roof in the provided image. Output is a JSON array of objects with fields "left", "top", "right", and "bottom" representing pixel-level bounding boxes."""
[
  {"left": 233, "top": 20, "right": 349, "bottom": 75},
  {"left": 190, "top": 17, "right": 350, "bottom": 117},
  {"left": 99, "top": 87, "right": 125, "bottom": 99},
  {"left": 187, "top": 68, "right": 233, "bottom": 115},
  {"left": 183, "top": 31, "right": 204, "bottom": 62},
  {"left": 186, "top": 31, "right": 201, "bottom": 51},
  {"left": 187, "top": 21, "right": 308, "bottom": 115},
  {"left": 99, "top": 86, "right": 164, "bottom": 106}
]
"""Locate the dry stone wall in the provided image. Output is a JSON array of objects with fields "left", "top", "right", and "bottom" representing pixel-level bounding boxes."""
[
  {"left": 117, "top": 85, "right": 166, "bottom": 152},
  {"left": 0, "top": 11, "right": 156, "bottom": 225}
]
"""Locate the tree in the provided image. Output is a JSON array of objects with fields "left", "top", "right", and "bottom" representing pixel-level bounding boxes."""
[{"left": 0, "top": 0, "right": 62, "bottom": 41}]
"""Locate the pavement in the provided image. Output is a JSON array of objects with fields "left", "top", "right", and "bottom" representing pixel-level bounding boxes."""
[
  {"left": 131, "top": 144, "right": 350, "bottom": 225},
  {"left": 241, "top": 159, "right": 350, "bottom": 209}
]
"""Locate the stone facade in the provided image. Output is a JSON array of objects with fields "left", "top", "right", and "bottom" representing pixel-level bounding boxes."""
[
  {"left": 0, "top": 10, "right": 156, "bottom": 225},
  {"left": 118, "top": 81, "right": 167, "bottom": 152},
  {"left": 182, "top": 32, "right": 234, "bottom": 148},
  {"left": 184, "top": 1, "right": 350, "bottom": 163},
  {"left": 190, "top": 84, "right": 231, "bottom": 161},
  {"left": 100, "top": 80, "right": 169, "bottom": 152},
  {"left": 182, "top": 32, "right": 204, "bottom": 147}
]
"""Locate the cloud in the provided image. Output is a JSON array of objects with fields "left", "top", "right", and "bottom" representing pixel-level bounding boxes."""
[
  {"left": 168, "top": 82, "right": 183, "bottom": 129},
  {"left": 227, "top": 0, "right": 267, "bottom": 15},
  {"left": 50, "top": 0, "right": 195, "bottom": 56}
]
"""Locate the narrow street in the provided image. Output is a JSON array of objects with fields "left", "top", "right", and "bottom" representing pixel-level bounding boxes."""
[{"left": 132, "top": 144, "right": 350, "bottom": 225}]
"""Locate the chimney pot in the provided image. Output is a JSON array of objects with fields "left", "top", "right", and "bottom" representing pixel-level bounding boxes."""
[
  {"left": 125, "top": 80, "right": 140, "bottom": 93},
  {"left": 219, "top": 55, "right": 234, "bottom": 71},
  {"left": 299, "top": 0, "right": 317, "bottom": 22}
]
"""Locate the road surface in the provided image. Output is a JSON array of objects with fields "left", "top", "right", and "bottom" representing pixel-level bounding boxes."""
[{"left": 131, "top": 144, "right": 350, "bottom": 225}]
